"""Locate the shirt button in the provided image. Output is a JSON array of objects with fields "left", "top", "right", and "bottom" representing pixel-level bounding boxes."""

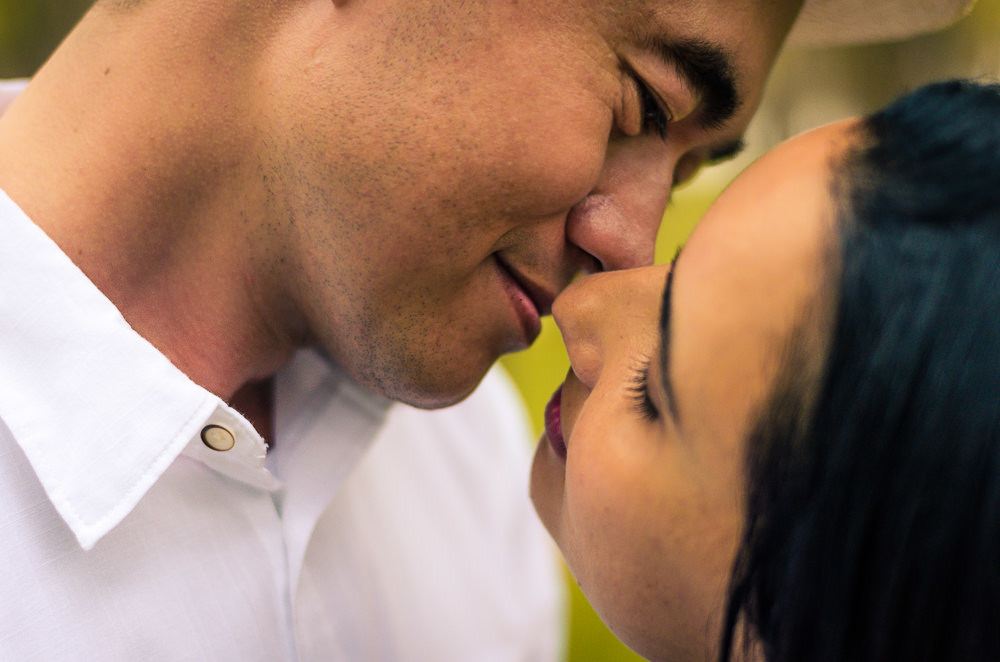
[{"left": 201, "top": 425, "right": 235, "bottom": 452}]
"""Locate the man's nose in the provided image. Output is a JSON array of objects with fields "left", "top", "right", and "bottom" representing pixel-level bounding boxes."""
[{"left": 565, "top": 141, "right": 676, "bottom": 272}]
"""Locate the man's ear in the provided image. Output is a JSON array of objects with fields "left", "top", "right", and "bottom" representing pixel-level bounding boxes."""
[{"left": 0, "top": 80, "right": 29, "bottom": 116}]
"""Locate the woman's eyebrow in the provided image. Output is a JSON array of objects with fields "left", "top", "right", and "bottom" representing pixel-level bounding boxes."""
[{"left": 658, "top": 248, "right": 683, "bottom": 423}]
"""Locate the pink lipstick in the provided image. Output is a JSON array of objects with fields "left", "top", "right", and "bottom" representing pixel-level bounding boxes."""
[{"left": 544, "top": 385, "right": 566, "bottom": 461}]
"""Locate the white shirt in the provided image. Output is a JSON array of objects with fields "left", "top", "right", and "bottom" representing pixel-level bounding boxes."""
[{"left": 0, "top": 187, "right": 564, "bottom": 660}]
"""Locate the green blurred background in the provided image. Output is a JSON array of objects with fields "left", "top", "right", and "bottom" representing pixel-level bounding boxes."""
[{"left": 2, "top": 2, "right": 997, "bottom": 660}]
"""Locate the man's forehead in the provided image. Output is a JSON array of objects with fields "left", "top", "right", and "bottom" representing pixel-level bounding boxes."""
[
  {"left": 604, "top": 0, "right": 799, "bottom": 62},
  {"left": 610, "top": 0, "right": 755, "bottom": 35}
]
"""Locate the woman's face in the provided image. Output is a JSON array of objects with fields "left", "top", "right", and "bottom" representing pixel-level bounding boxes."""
[{"left": 530, "top": 120, "right": 856, "bottom": 662}]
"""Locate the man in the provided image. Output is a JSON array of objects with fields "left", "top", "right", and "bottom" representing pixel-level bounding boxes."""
[{"left": 0, "top": 0, "right": 975, "bottom": 660}]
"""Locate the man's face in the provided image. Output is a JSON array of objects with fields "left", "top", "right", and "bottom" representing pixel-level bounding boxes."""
[{"left": 254, "top": 0, "right": 803, "bottom": 408}]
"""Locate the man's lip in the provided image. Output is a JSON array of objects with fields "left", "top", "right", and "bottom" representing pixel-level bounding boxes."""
[
  {"left": 494, "top": 255, "right": 556, "bottom": 318},
  {"left": 544, "top": 384, "right": 567, "bottom": 461}
]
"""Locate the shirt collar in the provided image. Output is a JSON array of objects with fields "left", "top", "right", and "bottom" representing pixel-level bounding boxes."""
[
  {"left": 268, "top": 349, "right": 394, "bottom": 587},
  {"left": 0, "top": 189, "right": 274, "bottom": 550}
]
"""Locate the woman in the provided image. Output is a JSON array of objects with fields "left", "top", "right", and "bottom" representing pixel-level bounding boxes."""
[{"left": 531, "top": 79, "right": 1000, "bottom": 662}]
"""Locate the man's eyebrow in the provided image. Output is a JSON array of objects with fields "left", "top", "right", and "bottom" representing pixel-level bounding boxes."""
[
  {"left": 658, "top": 247, "right": 683, "bottom": 424},
  {"left": 646, "top": 37, "right": 742, "bottom": 131}
]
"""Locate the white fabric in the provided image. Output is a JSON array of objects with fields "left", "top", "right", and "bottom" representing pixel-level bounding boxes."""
[
  {"left": 0, "top": 79, "right": 24, "bottom": 114},
  {"left": 0, "top": 188, "right": 565, "bottom": 661},
  {"left": 285, "top": 359, "right": 565, "bottom": 662}
]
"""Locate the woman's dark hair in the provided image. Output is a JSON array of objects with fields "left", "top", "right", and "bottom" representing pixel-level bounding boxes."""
[{"left": 720, "top": 79, "right": 1000, "bottom": 662}]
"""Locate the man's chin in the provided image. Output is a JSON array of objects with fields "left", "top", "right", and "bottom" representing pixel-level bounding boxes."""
[
  {"left": 385, "top": 371, "right": 488, "bottom": 410},
  {"left": 327, "top": 352, "right": 491, "bottom": 410}
]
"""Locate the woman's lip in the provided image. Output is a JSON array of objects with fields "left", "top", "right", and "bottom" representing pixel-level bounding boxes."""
[{"left": 544, "top": 384, "right": 567, "bottom": 461}]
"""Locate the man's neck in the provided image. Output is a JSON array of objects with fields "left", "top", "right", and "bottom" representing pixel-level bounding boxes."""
[
  {"left": 230, "top": 378, "right": 276, "bottom": 442},
  {"left": 0, "top": 1, "right": 300, "bottom": 401}
]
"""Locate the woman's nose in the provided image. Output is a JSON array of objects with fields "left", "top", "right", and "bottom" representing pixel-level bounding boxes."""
[
  {"left": 552, "top": 265, "right": 669, "bottom": 389},
  {"left": 552, "top": 275, "right": 611, "bottom": 389}
]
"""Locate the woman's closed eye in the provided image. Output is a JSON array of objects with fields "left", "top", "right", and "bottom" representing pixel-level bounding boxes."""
[{"left": 628, "top": 357, "right": 660, "bottom": 421}]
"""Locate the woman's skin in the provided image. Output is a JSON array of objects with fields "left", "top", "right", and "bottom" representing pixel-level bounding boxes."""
[{"left": 530, "top": 119, "right": 856, "bottom": 662}]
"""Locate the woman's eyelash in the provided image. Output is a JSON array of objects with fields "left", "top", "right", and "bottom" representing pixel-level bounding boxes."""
[
  {"left": 636, "top": 78, "right": 670, "bottom": 140},
  {"left": 627, "top": 358, "right": 660, "bottom": 421}
]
